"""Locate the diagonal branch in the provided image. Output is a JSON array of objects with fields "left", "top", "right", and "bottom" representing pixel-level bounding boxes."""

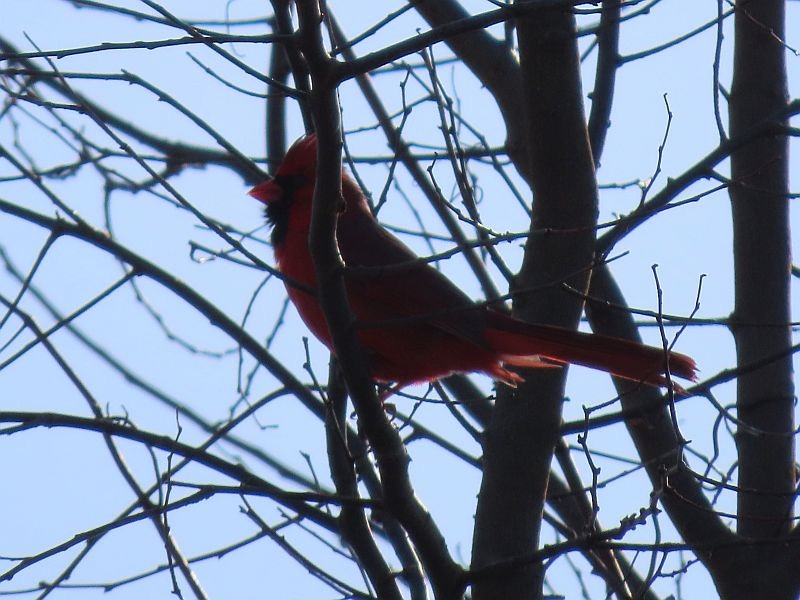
[
  {"left": 584, "top": 265, "right": 736, "bottom": 568},
  {"left": 0, "top": 35, "right": 264, "bottom": 182}
]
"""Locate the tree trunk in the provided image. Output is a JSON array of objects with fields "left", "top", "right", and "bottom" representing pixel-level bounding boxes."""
[
  {"left": 471, "top": 3, "right": 598, "bottom": 598},
  {"left": 729, "top": 0, "right": 795, "bottom": 540}
]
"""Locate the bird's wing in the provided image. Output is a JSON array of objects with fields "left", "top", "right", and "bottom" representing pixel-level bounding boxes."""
[{"left": 336, "top": 208, "right": 489, "bottom": 347}]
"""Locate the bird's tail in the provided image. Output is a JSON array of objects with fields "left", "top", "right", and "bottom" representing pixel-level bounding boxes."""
[{"left": 484, "top": 313, "right": 697, "bottom": 390}]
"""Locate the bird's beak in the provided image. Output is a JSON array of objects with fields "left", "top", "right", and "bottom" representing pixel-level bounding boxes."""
[{"left": 248, "top": 178, "right": 280, "bottom": 204}]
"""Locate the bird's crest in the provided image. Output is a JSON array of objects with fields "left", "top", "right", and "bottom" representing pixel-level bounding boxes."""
[{"left": 275, "top": 133, "right": 318, "bottom": 178}]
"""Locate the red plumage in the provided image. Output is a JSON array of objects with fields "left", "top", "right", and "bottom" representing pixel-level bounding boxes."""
[{"left": 249, "top": 134, "right": 696, "bottom": 391}]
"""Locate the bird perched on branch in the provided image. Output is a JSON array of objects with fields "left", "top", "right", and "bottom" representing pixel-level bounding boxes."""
[{"left": 249, "top": 134, "right": 696, "bottom": 393}]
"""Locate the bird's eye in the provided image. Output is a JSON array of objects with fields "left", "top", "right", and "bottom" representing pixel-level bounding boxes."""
[{"left": 274, "top": 174, "right": 307, "bottom": 194}]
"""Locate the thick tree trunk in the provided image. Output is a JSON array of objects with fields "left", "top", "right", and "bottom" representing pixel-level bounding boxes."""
[
  {"left": 470, "top": 4, "right": 598, "bottom": 598},
  {"left": 729, "top": 0, "right": 795, "bottom": 539}
]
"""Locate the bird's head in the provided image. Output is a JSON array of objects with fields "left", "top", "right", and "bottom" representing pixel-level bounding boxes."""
[
  {"left": 248, "top": 134, "right": 318, "bottom": 246},
  {"left": 248, "top": 133, "right": 369, "bottom": 248},
  {"left": 248, "top": 133, "right": 317, "bottom": 207}
]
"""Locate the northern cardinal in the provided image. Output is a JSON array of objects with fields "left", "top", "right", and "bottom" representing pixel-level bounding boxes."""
[{"left": 249, "top": 134, "right": 696, "bottom": 391}]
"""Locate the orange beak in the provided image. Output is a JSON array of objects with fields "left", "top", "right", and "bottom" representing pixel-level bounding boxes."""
[{"left": 248, "top": 178, "right": 281, "bottom": 204}]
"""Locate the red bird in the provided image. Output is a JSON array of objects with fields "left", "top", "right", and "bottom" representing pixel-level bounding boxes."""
[{"left": 249, "top": 134, "right": 696, "bottom": 391}]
